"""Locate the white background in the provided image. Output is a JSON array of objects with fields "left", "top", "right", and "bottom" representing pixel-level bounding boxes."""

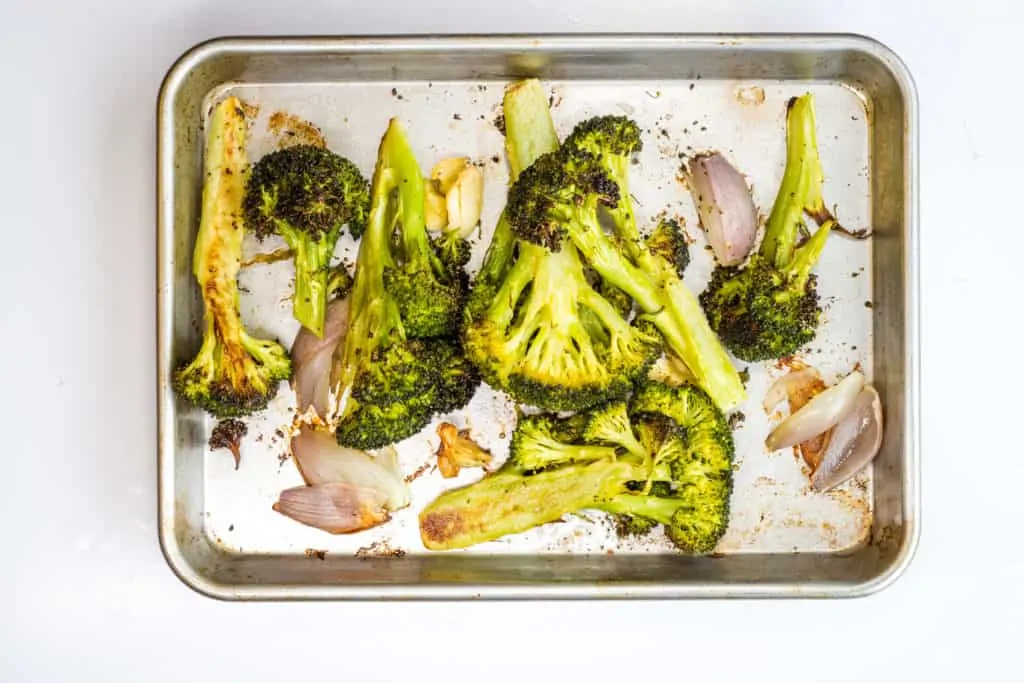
[{"left": 1, "top": 0, "right": 1020, "bottom": 680}]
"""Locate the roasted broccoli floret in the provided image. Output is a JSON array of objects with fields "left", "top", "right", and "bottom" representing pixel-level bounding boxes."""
[
  {"left": 173, "top": 97, "right": 291, "bottom": 418},
  {"left": 330, "top": 119, "right": 479, "bottom": 449},
  {"left": 462, "top": 80, "right": 659, "bottom": 412},
  {"left": 645, "top": 217, "right": 690, "bottom": 277},
  {"left": 436, "top": 423, "right": 493, "bottom": 478},
  {"left": 700, "top": 93, "right": 837, "bottom": 361},
  {"left": 244, "top": 144, "right": 369, "bottom": 337},
  {"left": 419, "top": 381, "right": 734, "bottom": 554},
  {"left": 505, "top": 124, "right": 745, "bottom": 411}
]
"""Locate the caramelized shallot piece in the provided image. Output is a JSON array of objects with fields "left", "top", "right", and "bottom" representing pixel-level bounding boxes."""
[
  {"left": 811, "top": 386, "right": 883, "bottom": 491},
  {"left": 273, "top": 482, "right": 390, "bottom": 534}
]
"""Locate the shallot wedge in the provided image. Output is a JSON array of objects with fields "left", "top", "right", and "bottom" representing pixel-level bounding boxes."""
[
  {"left": 273, "top": 482, "right": 390, "bottom": 534},
  {"left": 687, "top": 152, "right": 759, "bottom": 266},
  {"left": 766, "top": 370, "right": 864, "bottom": 451},
  {"left": 763, "top": 367, "right": 822, "bottom": 413},
  {"left": 291, "top": 298, "right": 350, "bottom": 418},
  {"left": 290, "top": 427, "right": 409, "bottom": 510},
  {"left": 811, "top": 386, "right": 883, "bottom": 491}
]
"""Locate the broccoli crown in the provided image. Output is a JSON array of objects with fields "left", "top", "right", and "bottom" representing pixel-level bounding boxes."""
[
  {"left": 242, "top": 144, "right": 370, "bottom": 337},
  {"left": 420, "top": 379, "right": 733, "bottom": 554},
  {"left": 175, "top": 325, "right": 292, "bottom": 418},
  {"left": 504, "top": 150, "right": 621, "bottom": 252},
  {"left": 502, "top": 120, "right": 745, "bottom": 412},
  {"left": 174, "top": 96, "right": 292, "bottom": 417},
  {"left": 463, "top": 239, "right": 660, "bottom": 412},
  {"left": 645, "top": 218, "right": 690, "bottom": 277},
  {"left": 508, "top": 413, "right": 620, "bottom": 472},
  {"left": 244, "top": 145, "right": 370, "bottom": 240},
  {"left": 700, "top": 93, "right": 836, "bottom": 361},
  {"left": 331, "top": 119, "right": 477, "bottom": 447},
  {"left": 563, "top": 115, "right": 643, "bottom": 160},
  {"left": 700, "top": 256, "right": 821, "bottom": 362}
]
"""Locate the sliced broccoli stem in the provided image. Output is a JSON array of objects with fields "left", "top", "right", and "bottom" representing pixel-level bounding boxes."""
[
  {"left": 598, "top": 493, "right": 679, "bottom": 527},
  {"left": 503, "top": 79, "right": 560, "bottom": 179},
  {"left": 278, "top": 224, "right": 340, "bottom": 338},
  {"left": 783, "top": 219, "right": 834, "bottom": 294},
  {"left": 760, "top": 93, "right": 833, "bottom": 269},
  {"left": 560, "top": 200, "right": 745, "bottom": 411},
  {"left": 420, "top": 460, "right": 631, "bottom": 550}
]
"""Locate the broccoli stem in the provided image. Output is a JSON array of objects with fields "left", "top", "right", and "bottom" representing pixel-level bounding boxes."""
[
  {"left": 504, "top": 79, "right": 560, "bottom": 179},
  {"left": 598, "top": 493, "right": 678, "bottom": 527},
  {"left": 279, "top": 225, "right": 339, "bottom": 338},
  {"left": 332, "top": 121, "right": 406, "bottom": 410},
  {"left": 420, "top": 460, "right": 632, "bottom": 550},
  {"left": 760, "top": 93, "right": 834, "bottom": 269},
  {"left": 561, "top": 201, "right": 746, "bottom": 411},
  {"left": 784, "top": 219, "right": 834, "bottom": 294}
]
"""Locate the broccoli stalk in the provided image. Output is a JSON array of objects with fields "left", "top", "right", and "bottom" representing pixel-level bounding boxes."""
[
  {"left": 463, "top": 80, "right": 659, "bottom": 412},
  {"left": 329, "top": 119, "right": 478, "bottom": 449},
  {"left": 173, "top": 97, "right": 291, "bottom": 417},
  {"left": 420, "top": 382, "right": 734, "bottom": 553},
  {"left": 506, "top": 147, "right": 746, "bottom": 412},
  {"left": 244, "top": 145, "right": 369, "bottom": 338},
  {"left": 700, "top": 93, "right": 837, "bottom": 361}
]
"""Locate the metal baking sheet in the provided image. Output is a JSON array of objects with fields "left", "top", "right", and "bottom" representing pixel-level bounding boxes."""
[{"left": 157, "top": 35, "right": 919, "bottom": 600}]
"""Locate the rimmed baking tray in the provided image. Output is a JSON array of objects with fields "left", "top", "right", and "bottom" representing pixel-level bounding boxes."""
[{"left": 157, "top": 34, "right": 919, "bottom": 600}]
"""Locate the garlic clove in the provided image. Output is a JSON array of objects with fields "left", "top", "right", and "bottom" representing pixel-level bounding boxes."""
[
  {"left": 446, "top": 165, "right": 484, "bottom": 236},
  {"left": 424, "top": 181, "right": 448, "bottom": 231},
  {"left": 431, "top": 156, "right": 471, "bottom": 194}
]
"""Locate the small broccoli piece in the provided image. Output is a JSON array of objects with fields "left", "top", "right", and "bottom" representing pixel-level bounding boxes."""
[
  {"left": 508, "top": 413, "right": 621, "bottom": 473},
  {"left": 580, "top": 401, "right": 648, "bottom": 460},
  {"left": 173, "top": 97, "right": 291, "bottom": 418},
  {"left": 614, "top": 514, "right": 659, "bottom": 538},
  {"left": 326, "top": 263, "right": 353, "bottom": 300},
  {"left": 436, "top": 423, "right": 493, "bottom": 478},
  {"left": 330, "top": 119, "right": 478, "bottom": 448},
  {"left": 700, "top": 93, "right": 837, "bottom": 361},
  {"left": 244, "top": 144, "right": 369, "bottom": 338},
  {"left": 645, "top": 218, "right": 690, "bottom": 277},
  {"left": 506, "top": 132, "right": 745, "bottom": 411},
  {"left": 420, "top": 379, "right": 733, "bottom": 554},
  {"left": 208, "top": 418, "right": 248, "bottom": 470},
  {"left": 463, "top": 80, "right": 659, "bottom": 412}
]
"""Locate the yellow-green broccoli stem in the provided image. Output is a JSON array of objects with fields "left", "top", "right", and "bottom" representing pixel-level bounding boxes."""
[
  {"left": 278, "top": 223, "right": 340, "bottom": 338},
  {"left": 419, "top": 460, "right": 631, "bottom": 550},
  {"left": 760, "top": 92, "right": 834, "bottom": 269},
  {"left": 173, "top": 96, "right": 291, "bottom": 417}
]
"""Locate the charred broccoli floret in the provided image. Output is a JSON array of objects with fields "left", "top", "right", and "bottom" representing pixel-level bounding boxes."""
[
  {"left": 700, "top": 93, "right": 837, "bottom": 361},
  {"left": 462, "top": 80, "right": 659, "bottom": 412},
  {"left": 173, "top": 97, "right": 291, "bottom": 417},
  {"left": 505, "top": 125, "right": 745, "bottom": 411},
  {"left": 330, "top": 119, "right": 479, "bottom": 449},
  {"left": 645, "top": 217, "right": 690, "bottom": 277},
  {"left": 419, "top": 381, "right": 734, "bottom": 554},
  {"left": 244, "top": 144, "right": 369, "bottom": 337}
]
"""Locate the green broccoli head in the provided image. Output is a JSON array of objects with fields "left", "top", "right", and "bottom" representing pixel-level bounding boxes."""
[
  {"left": 700, "top": 92, "right": 837, "bottom": 361},
  {"left": 463, "top": 240, "right": 659, "bottom": 412},
  {"left": 507, "top": 413, "right": 621, "bottom": 473},
  {"left": 563, "top": 115, "right": 643, "bottom": 163},
  {"left": 420, "top": 375, "right": 732, "bottom": 554},
  {"left": 331, "top": 119, "right": 477, "bottom": 449},
  {"left": 504, "top": 150, "right": 621, "bottom": 252},
  {"left": 645, "top": 218, "right": 690, "bottom": 277},
  {"left": 175, "top": 323, "right": 292, "bottom": 418},
  {"left": 243, "top": 145, "right": 370, "bottom": 337},
  {"left": 174, "top": 96, "right": 292, "bottom": 417},
  {"left": 701, "top": 256, "right": 821, "bottom": 361}
]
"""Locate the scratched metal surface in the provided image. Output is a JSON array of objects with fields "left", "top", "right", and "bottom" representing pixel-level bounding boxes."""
[{"left": 157, "top": 36, "right": 918, "bottom": 599}]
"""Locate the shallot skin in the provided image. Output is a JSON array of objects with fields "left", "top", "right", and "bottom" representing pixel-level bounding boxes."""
[
  {"left": 688, "top": 152, "right": 759, "bottom": 267},
  {"left": 273, "top": 482, "right": 390, "bottom": 534},
  {"left": 291, "top": 298, "right": 350, "bottom": 417},
  {"left": 811, "top": 386, "right": 883, "bottom": 491}
]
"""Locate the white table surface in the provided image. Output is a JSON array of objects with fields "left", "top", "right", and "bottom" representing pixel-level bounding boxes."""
[{"left": 2, "top": 0, "right": 1021, "bottom": 680}]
